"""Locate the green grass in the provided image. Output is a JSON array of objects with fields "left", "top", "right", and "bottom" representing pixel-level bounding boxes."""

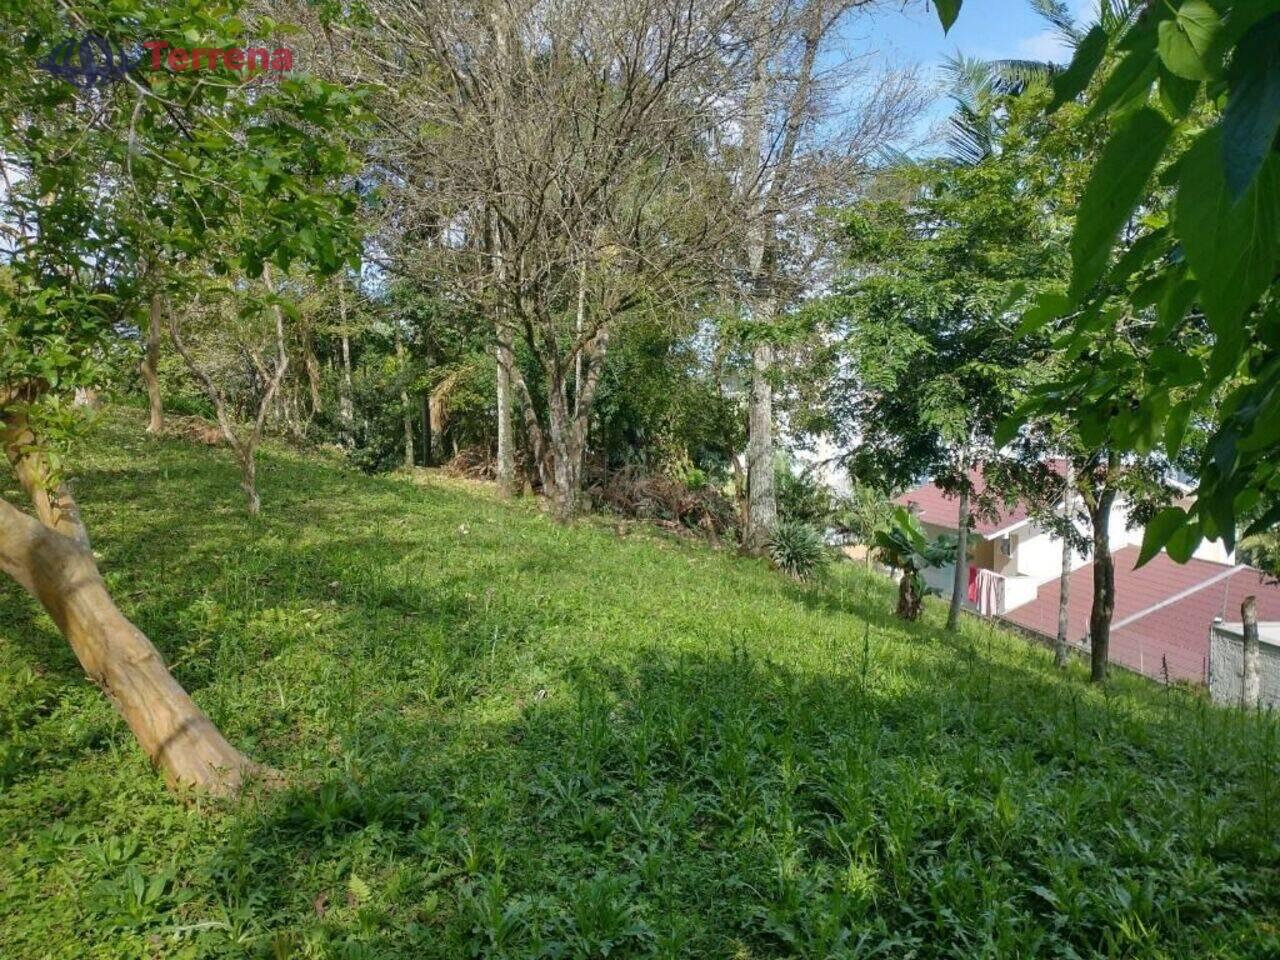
[{"left": 1, "top": 408, "right": 1278, "bottom": 959}]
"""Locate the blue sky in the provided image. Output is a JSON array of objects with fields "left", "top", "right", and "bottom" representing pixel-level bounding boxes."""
[{"left": 843, "top": 0, "right": 1093, "bottom": 144}]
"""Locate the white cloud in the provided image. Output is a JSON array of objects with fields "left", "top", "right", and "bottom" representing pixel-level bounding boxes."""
[{"left": 1017, "top": 29, "right": 1073, "bottom": 64}]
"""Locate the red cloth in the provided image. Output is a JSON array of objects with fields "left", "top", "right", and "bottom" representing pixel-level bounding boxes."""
[{"left": 967, "top": 565, "right": 979, "bottom": 603}]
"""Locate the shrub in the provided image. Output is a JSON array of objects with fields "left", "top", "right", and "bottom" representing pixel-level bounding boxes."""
[{"left": 767, "top": 520, "right": 829, "bottom": 580}]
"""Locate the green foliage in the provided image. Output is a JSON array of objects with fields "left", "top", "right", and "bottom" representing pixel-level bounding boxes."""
[
  {"left": 0, "top": 0, "right": 366, "bottom": 491},
  {"left": 999, "top": 0, "right": 1280, "bottom": 563},
  {"left": 592, "top": 319, "right": 742, "bottom": 480},
  {"left": 815, "top": 90, "right": 1069, "bottom": 495},
  {"left": 1068, "top": 107, "right": 1171, "bottom": 302},
  {"left": 775, "top": 464, "right": 837, "bottom": 528},
  {"left": 873, "top": 506, "right": 957, "bottom": 586},
  {"left": 765, "top": 519, "right": 829, "bottom": 580},
  {"left": 2, "top": 409, "right": 1279, "bottom": 956}
]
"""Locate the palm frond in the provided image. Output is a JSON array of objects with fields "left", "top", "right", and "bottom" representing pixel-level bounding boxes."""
[
  {"left": 1096, "top": 0, "right": 1146, "bottom": 38},
  {"left": 946, "top": 107, "right": 995, "bottom": 166},
  {"left": 1029, "top": 0, "right": 1083, "bottom": 46},
  {"left": 938, "top": 54, "right": 1055, "bottom": 165}
]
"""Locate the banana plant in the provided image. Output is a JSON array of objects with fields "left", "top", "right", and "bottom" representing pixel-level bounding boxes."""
[{"left": 874, "top": 506, "right": 957, "bottom": 621}]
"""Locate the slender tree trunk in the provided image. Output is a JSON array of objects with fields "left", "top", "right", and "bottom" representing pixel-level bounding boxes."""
[
  {"left": 741, "top": 42, "right": 776, "bottom": 554},
  {"left": 420, "top": 392, "right": 432, "bottom": 467},
  {"left": 495, "top": 327, "right": 516, "bottom": 496},
  {"left": 1241, "top": 595, "right": 1261, "bottom": 709},
  {"left": 486, "top": 11, "right": 518, "bottom": 498},
  {"left": 141, "top": 294, "right": 165, "bottom": 434},
  {"left": 303, "top": 326, "right": 323, "bottom": 416},
  {"left": 574, "top": 259, "right": 586, "bottom": 418},
  {"left": 546, "top": 375, "right": 575, "bottom": 522},
  {"left": 0, "top": 493, "right": 260, "bottom": 795},
  {"left": 395, "top": 327, "right": 413, "bottom": 470},
  {"left": 338, "top": 282, "right": 355, "bottom": 448},
  {"left": 1055, "top": 460, "right": 1075, "bottom": 668},
  {"left": 512, "top": 365, "right": 549, "bottom": 491},
  {"left": 947, "top": 479, "right": 969, "bottom": 632},
  {"left": 746, "top": 337, "right": 777, "bottom": 550},
  {"left": 1088, "top": 486, "right": 1117, "bottom": 683},
  {"left": 169, "top": 267, "right": 290, "bottom": 515}
]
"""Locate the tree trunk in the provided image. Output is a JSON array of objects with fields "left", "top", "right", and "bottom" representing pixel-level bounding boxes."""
[
  {"left": 495, "top": 327, "right": 516, "bottom": 496},
  {"left": 238, "top": 448, "right": 261, "bottom": 516},
  {"left": 303, "top": 326, "right": 323, "bottom": 416},
  {"left": 338, "top": 282, "right": 355, "bottom": 449},
  {"left": 546, "top": 375, "right": 576, "bottom": 523},
  {"left": 395, "top": 327, "right": 414, "bottom": 470},
  {"left": 0, "top": 495, "right": 260, "bottom": 794},
  {"left": 741, "top": 38, "right": 775, "bottom": 555},
  {"left": 511, "top": 365, "right": 550, "bottom": 492},
  {"left": 1055, "top": 460, "right": 1075, "bottom": 668},
  {"left": 746, "top": 338, "right": 777, "bottom": 551},
  {"left": 169, "top": 267, "right": 289, "bottom": 515},
  {"left": 897, "top": 569, "right": 922, "bottom": 621},
  {"left": 1088, "top": 486, "right": 1117, "bottom": 683},
  {"left": 946, "top": 472, "right": 969, "bottom": 632},
  {"left": 1241, "top": 594, "right": 1261, "bottom": 710},
  {"left": 420, "top": 391, "right": 432, "bottom": 467},
  {"left": 141, "top": 294, "right": 165, "bottom": 434},
  {"left": 2, "top": 404, "right": 91, "bottom": 550}
]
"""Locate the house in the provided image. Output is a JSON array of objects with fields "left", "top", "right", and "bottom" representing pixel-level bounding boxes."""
[{"left": 893, "top": 467, "right": 1275, "bottom": 686}]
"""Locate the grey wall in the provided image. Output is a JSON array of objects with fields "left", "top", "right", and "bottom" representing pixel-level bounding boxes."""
[{"left": 1209, "top": 625, "right": 1280, "bottom": 708}]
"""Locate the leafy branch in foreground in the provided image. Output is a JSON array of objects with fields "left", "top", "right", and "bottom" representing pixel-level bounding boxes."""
[{"left": 988, "top": 0, "right": 1280, "bottom": 566}]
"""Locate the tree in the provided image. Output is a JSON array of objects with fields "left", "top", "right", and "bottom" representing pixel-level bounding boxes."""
[
  {"left": 1241, "top": 594, "right": 1261, "bottom": 710},
  {"left": 960, "top": 0, "right": 1280, "bottom": 570},
  {"left": 167, "top": 268, "right": 293, "bottom": 515},
  {"left": 734, "top": 0, "right": 924, "bottom": 550},
  {"left": 0, "top": 0, "right": 361, "bottom": 793},
  {"left": 814, "top": 86, "right": 1068, "bottom": 631},
  {"left": 366, "top": 0, "right": 747, "bottom": 521}
]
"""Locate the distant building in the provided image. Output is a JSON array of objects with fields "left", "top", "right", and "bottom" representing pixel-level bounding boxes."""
[{"left": 894, "top": 467, "right": 1277, "bottom": 686}]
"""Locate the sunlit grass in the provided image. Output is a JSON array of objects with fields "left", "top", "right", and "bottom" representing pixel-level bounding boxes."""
[{"left": 1, "top": 408, "right": 1277, "bottom": 958}]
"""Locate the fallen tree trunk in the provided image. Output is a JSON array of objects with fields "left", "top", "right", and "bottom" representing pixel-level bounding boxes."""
[{"left": 0, "top": 495, "right": 261, "bottom": 794}]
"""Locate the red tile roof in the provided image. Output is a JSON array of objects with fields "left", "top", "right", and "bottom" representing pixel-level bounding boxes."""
[
  {"left": 893, "top": 462, "right": 1064, "bottom": 537},
  {"left": 1001, "top": 546, "right": 1280, "bottom": 683}
]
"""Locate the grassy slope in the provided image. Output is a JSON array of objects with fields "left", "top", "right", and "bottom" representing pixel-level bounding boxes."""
[{"left": 1, "top": 409, "right": 1277, "bottom": 959}]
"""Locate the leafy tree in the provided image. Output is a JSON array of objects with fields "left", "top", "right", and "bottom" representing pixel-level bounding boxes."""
[
  {"left": 0, "top": 0, "right": 362, "bottom": 793},
  {"left": 815, "top": 87, "right": 1068, "bottom": 631},
  {"left": 952, "top": 0, "right": 1280, "bottom": 572}
]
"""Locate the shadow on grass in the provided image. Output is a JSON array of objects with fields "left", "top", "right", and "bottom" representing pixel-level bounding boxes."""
[{"left": 203, "top": 640, "right": 1280, "bottom": 958}]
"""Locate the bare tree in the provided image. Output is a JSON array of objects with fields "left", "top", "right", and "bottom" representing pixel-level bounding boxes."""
[
  {"left": 734, "top": 0, "right": 925, "bottom": 550},
  {"left": 169, "top": 267, "right": 292, "bottom": 515}
]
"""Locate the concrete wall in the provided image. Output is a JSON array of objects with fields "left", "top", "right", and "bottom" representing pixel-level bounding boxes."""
[{"left": 1209, "top": 623, "right": 1280, "bottom": 708}]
